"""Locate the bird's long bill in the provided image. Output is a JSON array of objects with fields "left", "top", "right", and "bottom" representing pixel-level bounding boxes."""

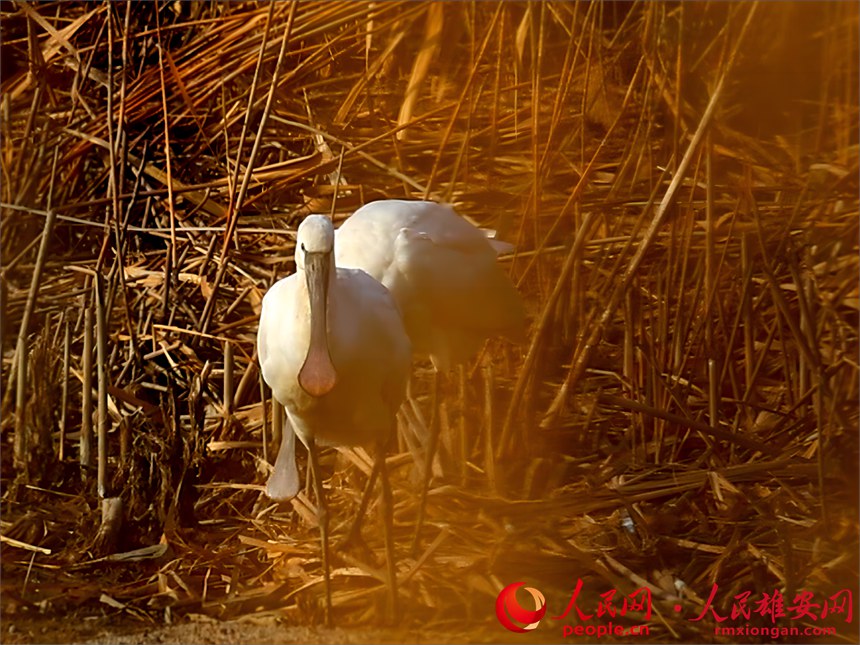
[
  {"left": 298, "top": 251, "right": 337, "bottom": 397},
  {"left": 266, "top": 415, "right": 299, "bottom": 501}
]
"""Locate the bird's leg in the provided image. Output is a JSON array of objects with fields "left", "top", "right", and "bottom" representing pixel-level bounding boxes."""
[
  {"left": 376, "top": 438, "right": 399, "bottom": 623},
  {"left": 304, "top": 459, "right": 313, "bottom": 498},
  {"left": 307, "top": 438, "right": 333, "bottom": 627},
  {"left": 338, "top": 453, "right": 380, "bottom": 551},
  {"left": 410, "top": 369, "right": 441, "bottom": 554}
]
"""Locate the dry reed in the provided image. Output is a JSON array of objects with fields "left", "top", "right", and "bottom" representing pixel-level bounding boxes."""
[{"left": 1, "top": 2, "right": 857, "bottom": 642}]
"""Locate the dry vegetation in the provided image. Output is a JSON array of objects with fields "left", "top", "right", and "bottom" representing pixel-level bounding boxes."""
[{"left": 1, "top": 2, "right": 858, "bottom": 643}]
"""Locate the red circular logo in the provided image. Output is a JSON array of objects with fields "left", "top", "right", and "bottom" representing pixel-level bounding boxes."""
[{"left": 495, "top": 582, "right": 547, "bottom": 632}]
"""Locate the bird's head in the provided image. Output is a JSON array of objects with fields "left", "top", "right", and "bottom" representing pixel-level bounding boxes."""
[
  {"left": 296, "top": 215, "right": 337, "bottom": 397},
  {"left": 296, "top": 215, "right": 335, "bottom": 271}
]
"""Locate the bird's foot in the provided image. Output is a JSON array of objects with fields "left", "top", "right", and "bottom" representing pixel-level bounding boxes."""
[{"left": 335, "top": 523, "right": 377, "bottom": 565}]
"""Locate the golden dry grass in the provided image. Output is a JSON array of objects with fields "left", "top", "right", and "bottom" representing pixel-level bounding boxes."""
[{"left": 1, "top": 2, "right": 858, "bottom": 643}]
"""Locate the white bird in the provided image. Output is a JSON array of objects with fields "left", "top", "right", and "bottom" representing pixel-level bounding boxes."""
[
  {"left": 335, "top": 199, "right": 526, "bottom": 550},
  {"left": 335, "top": 199, "right": 526, "bottom": 370},
  {"left": 257, "top": 214, "right": 411, "bottom": 625}
]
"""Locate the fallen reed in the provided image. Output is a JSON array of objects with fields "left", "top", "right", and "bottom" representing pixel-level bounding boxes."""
[{"left": 1, "top": 2, "right": 857, "bottom": 641}]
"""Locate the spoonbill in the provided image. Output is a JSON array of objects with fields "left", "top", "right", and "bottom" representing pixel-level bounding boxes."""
[
  {"left": 335, "top": 199, "right": 526, "bottom": 371},
  {"left": 334, "top": 199, "right": 526, "bottom": 550},
  {"left": 257, "top": 214, "right": 411, "bottom": 625}
]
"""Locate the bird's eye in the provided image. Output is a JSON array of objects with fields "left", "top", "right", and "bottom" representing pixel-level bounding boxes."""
[{"left": 300, "top": 242, "right": 306, "bottom": 252}]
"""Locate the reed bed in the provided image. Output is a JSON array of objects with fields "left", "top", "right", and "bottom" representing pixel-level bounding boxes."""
[{"left": 1, "top": 2, "right": 858, "bottom": 642}]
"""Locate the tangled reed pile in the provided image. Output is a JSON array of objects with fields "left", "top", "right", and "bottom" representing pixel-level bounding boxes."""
[{"left": 1, "top": 2, "right": 857, "bottom": 642}]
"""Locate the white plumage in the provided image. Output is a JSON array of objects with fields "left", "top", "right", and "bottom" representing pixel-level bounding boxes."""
[
  {"left": 256, "top": 202, "right": 525, "bottom": 622},
  {"left": 257, "top": 214, "right": 410, "bottom": 624},
  {"left": 335, "top": 199, "right": 526, "bottom": 371},
  {"left": 258, "top": 215, "right": 411, "bottom": 501}
]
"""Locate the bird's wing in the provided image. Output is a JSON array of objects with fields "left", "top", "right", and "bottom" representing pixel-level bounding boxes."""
[
  {"left": 339, "top": 267, "right": 412, "bottom": 351},
  {"left": 330, "top": 268, "right": 411, "bottom": 427},
  {"left": 336, "top": 199, "right": 525, "bottom": 342},
  {"left": 257, "top": 303, "right": 269, "bottom": 369},
  {"left": 257, "top": 277, "right": 302, "bottom": 502},
  {"left": 257, "top": 277, "right": 294, "bottom": 362},
  {"left": 335, "top": 216, "right": 397, "bottom": 282},
  {"left": 394, "top": 226, "right": 524, "bottom": 335},
  {"left": 337, "top": 199, "right": 509, "bottom": 275}
]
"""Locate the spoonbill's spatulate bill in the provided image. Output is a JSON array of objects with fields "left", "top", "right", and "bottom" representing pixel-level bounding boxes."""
[
  {"left": 335, "top": 199, "right": 526, "bottom": 371},
  {"left": 257, "top": 214, "right": 411, "bottom": 625}
]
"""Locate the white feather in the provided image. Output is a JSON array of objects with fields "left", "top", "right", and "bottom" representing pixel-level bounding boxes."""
[
  {"left": 258, "top": 215, "right": 411, "bottom": 500},
  {"left": 336, "top": 200, "right": 526, "bottom": 370}
]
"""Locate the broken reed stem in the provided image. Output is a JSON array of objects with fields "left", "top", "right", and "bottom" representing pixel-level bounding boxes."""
[
  {"left": 708, "top": 358, "right": 719, "bottom": 431},
  {"left": 457, "top": 365, "right": 466, "bottom": 486},
  {"left": 796, "top": 252, "right": 814, "bottom": 417},
  {"left": 624, "top": 288, "right": 635, "bottom": 397},
  {"left": 815, "top": 365, "right": 828, "bottom": 526},
  {"left": 60, "top": 316, "right": 70, "bottom": 462},
  {"left": 624, "top": 286, "right": 639, "bottom": 464},
  {"left": 223, "top": 341, "right": 234, "bottom": 415},
  {"left": 705, "top": 134, "right": 719, "bottom": 434},
  {"left": 13, "top": 337, "right": 27, "bottom": 471},
  {"left": 120, "top": 417, "right": 130, "bottom": 465},
  {"left": 410, "top": 371, "right": 441, "bottom": 555},
  {"left": 105, "top": 3, "right": 138, "bottom": 370},
  {"left": 95, "top": 274, "right": 108, "bottom": 498},
  {"left": 0, "top": 274, "right": 6, "bottom": 354},
  {"left": 96, "top": 496, "right": 123, "bottom": 557},
  {"left": 742, "top": 233, "right": 754, "bottom": 402},
  {"left": 233, "top": 355, "right": 258, "bottom": 409},
  {"left": 154, "top": 3, "right": 178, "bottom": 270},
  {"left": 482, "top": 361, "right": 496, "bottom": 494},
  {"left": 81, "top": 292, "right": 94, "bottom": 470},
  {"left": 160, "top": 249, "right": 171, "bottom": 322},
  {"left": 260, "top": 374, "right": 269, "bottom": 463},
  {"left": 530, "top": 1, "right": 546, "bottom": 270},
  {"left": 12, "top": 208, "right": 58, "bottom": 467},
  {"left": 704, "top": 138, "right": 720, "bottom": 449}
]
